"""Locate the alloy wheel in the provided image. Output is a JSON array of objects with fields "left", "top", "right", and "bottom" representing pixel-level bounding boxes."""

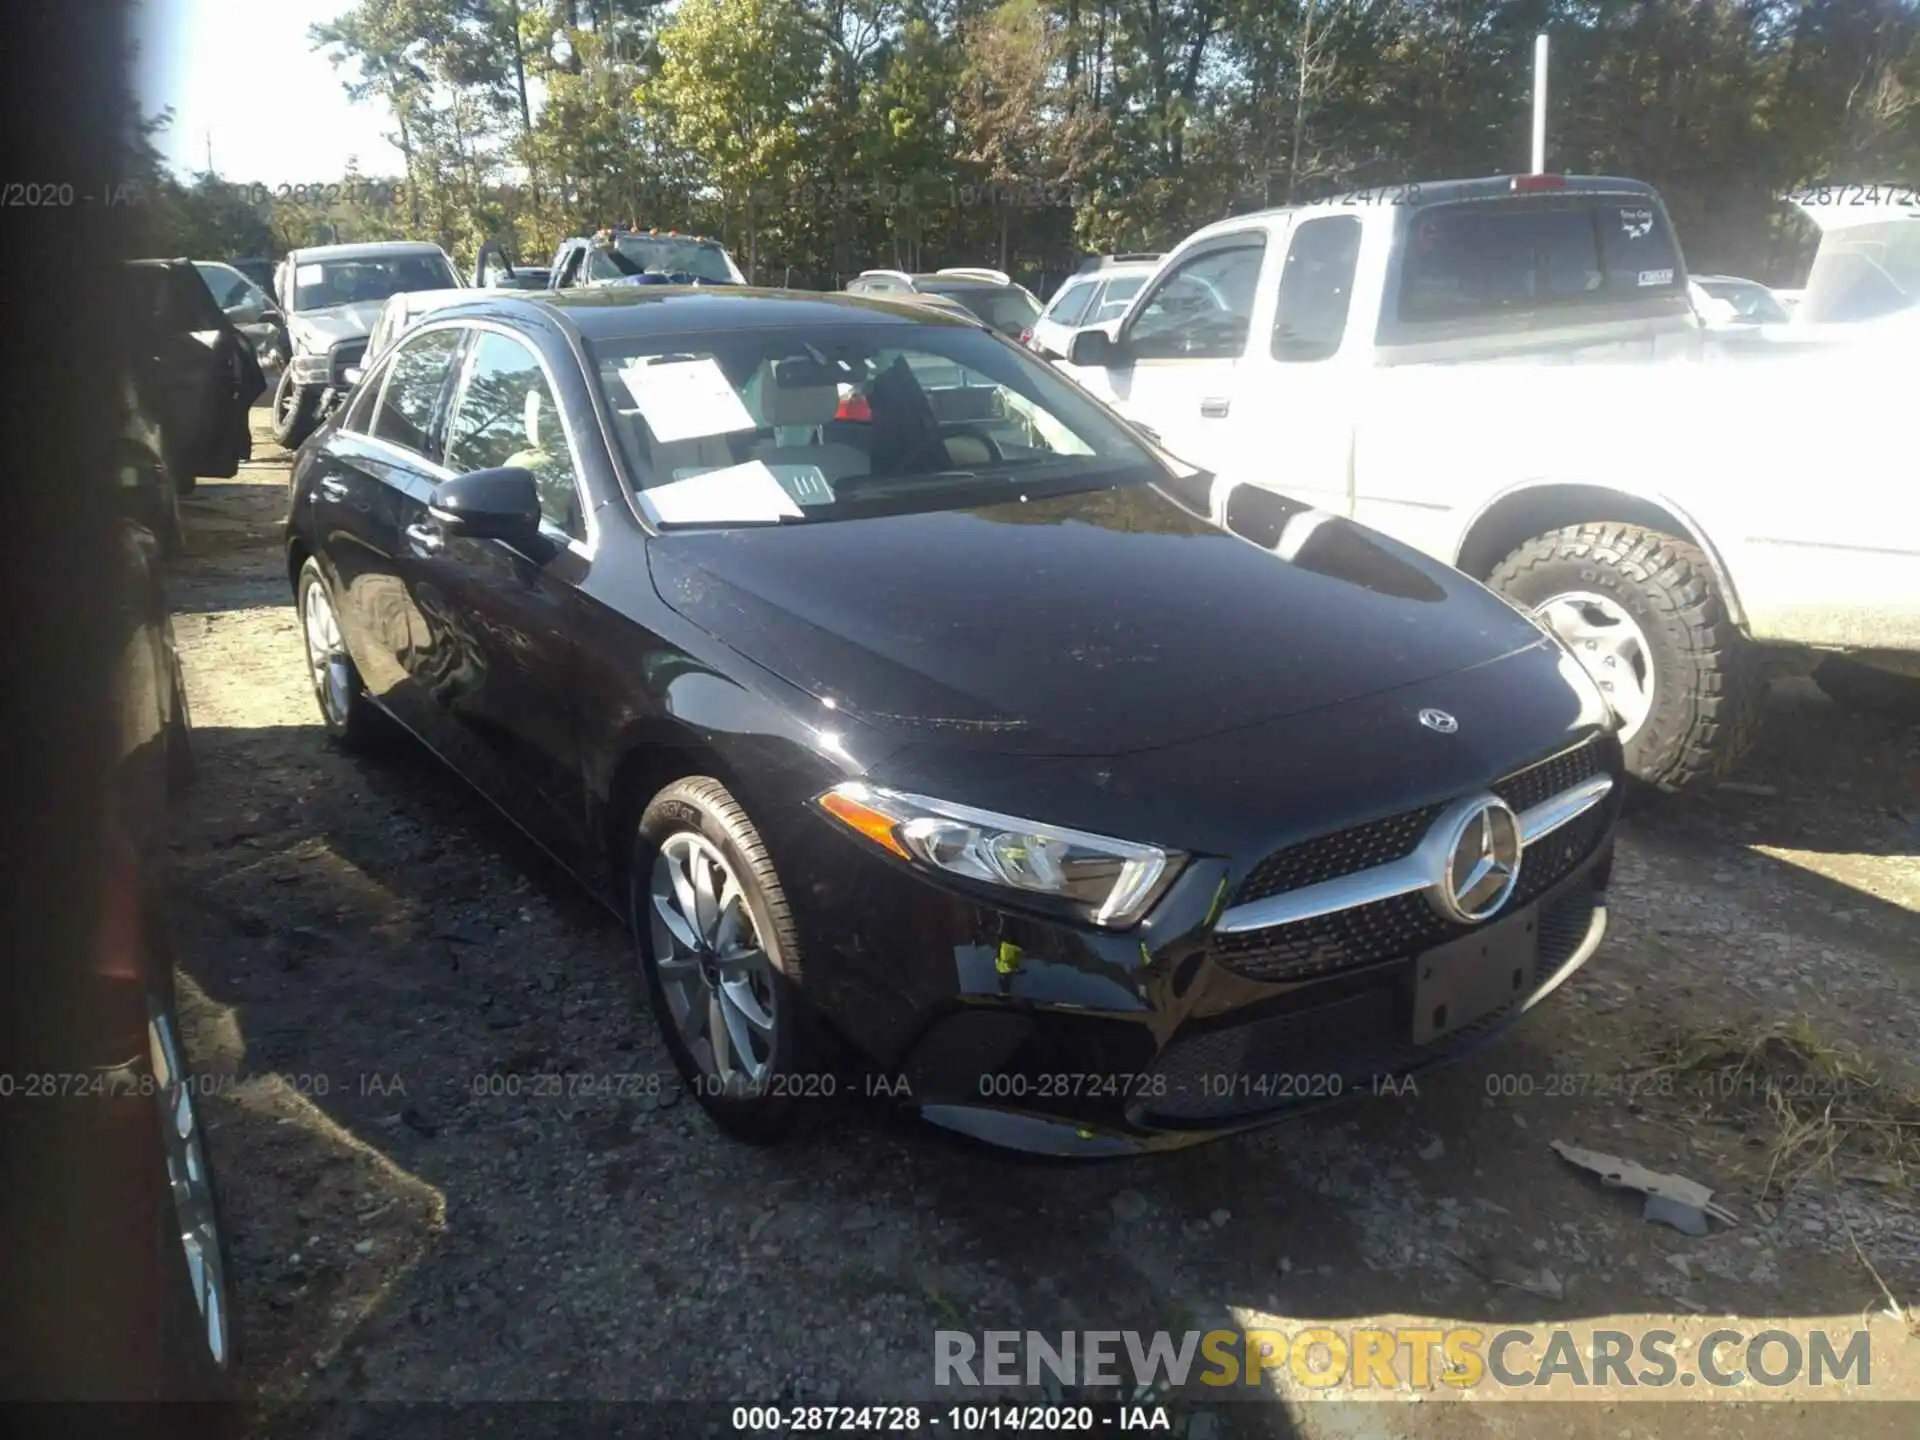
[
  {"left": 149, "top": 1005, "right": 230, "bottom": 1370},
  {"left": 1536, "top": 590, "right": 1656, "bottom": 741},
  {"left": 301, "top": 577, "right": 352, "bottom": 726},
  {"left": 647, "top": 831, "right": 779, "bottom": 1091}
]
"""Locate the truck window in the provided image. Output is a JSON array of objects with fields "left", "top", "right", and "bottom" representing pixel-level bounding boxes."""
[
  {"left": 1127, "top": 240, "right": 1265, "bottom": 360},
  {"left": 1395, "top": 196, "right": 1684, "bottom": 326},
  {"left": 1272, "top": 216, "right": 1362, "bottom": 361}
]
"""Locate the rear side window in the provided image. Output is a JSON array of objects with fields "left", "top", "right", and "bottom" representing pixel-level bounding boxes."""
[
  {"left": 1091, "top": 275, "right": 1146, "bottom": 322},
  {"left": 1047, "top": 280, "right": 1097, "bottom": 326},
  {"left": 374, "top": 327, "right": 464, "bottom": 460},
  {"left": 1396, "top": 197, "right": 1684, "bottom": 325},
  {"left": 1801, "top": 220, "right": 1920, "bottom": 324},
  {"left": 1272, "top": 216, "right": 1362, "bottom": 361}
]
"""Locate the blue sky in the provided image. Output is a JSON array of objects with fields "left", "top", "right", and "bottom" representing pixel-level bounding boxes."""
[{"left": 134, "top": 0, "right": 405, "bottom": 183}]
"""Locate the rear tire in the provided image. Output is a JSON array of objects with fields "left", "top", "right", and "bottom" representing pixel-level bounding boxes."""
[
  {"left": 629, "top": 777, "right": 836, "bottom": 1142},
  {"left": 1814, "top": 656, "right": 1920, "bottom": 721},
  {"left": 1488, "top": 523, "right": 1761, "bottom": 791},
  {"left": 272, "top": 368, "right": 319, "bottom": 450}
]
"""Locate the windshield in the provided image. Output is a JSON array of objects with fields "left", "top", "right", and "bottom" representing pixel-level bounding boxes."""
[
  {"left": 1800, "top": 221, "right": 1920, "bottom": 325},
  {"left": 928, "top": 285, "right": 1043, "bottom": 336},
  {"left": 597, "top": 236, "right": 743, "bottom": 284},
  {"left": 290, "top": 254, "right": 458, "bottom": 311},
  {"left": 587, "top": 321, "right": 1162, "bottom": 528}
]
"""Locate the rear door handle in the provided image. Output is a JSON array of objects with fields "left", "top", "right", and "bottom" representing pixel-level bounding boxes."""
[
  {"left": 404, "top": 520, "right": 444, "bottom": 556},
  {"left": 317, "top": 476, "right": 349, "bottom": 502},
  {"left": 1200, "top": 398, "right": 1231, "bottom": 418}
]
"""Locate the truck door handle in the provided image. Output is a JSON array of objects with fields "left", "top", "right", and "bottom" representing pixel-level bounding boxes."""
[
  {"left": 317, "top": 476, "right": 349, "bottom": 502},
  {"left": 1200, "top": 398, "right": 1231, "bottom": 418},
  {"left": 404, "top": 520, "right": 445, "bottom": 556}
]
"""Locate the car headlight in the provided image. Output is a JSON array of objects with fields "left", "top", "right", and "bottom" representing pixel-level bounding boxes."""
[{"left": 816, "top": 782, "right": 1183, "bottom": 928}]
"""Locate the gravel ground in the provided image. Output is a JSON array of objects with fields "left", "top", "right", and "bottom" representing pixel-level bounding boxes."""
[{"left": 167, "top": 415, "right": 1920, "bottom": 1438}]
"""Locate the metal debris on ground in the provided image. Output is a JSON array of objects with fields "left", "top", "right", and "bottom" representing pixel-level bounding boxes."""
[{"left": 1550, "top": 1139, "right": 1739, "bottom": 1236}]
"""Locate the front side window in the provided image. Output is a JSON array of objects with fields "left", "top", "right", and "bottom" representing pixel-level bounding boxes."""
[
  {"left": 1046, "top": 280, "right": 1097, "bottom": 327},
  {"left": 290, "top": 253, "right": 458, "bottom": 312},
  {"left": 445, "top": 332, "right": 584, "bottom": 538},
  {"left": 586, "top": 321, "right": 1163, "bottom": 528},
  {"left": 1801, "top": 221, "right": 1920, "bottom": 324},
  {"left": 1272, "top": 216, "right": 1362, "bottom": 361},
  {"left": 373, "top": 327, "right": 464, "bottom": 460},
  {"left": 1126, "top": 241, "right": 1266, "bottom": 359},
  {"left": 341, "top": 356, "right": 389, "bottom": 433}
]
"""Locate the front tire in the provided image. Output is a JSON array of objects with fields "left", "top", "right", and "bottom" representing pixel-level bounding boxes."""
[
  {"left": 1489, "top": 523, "right": 1761, "bottom": 791},
  {"left": 272, "top": 368, "right": 319, "bottom": 450},
  {"left": 297, "top": 558, "right": 383, "bottom": 748},
  {"left": 629, "top": 777, "right": 834, "bottom": 1142}
]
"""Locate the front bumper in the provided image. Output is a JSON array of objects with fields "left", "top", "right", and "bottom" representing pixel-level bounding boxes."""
[{"left": 780, "top": 743, "right": 1621, "bottom": 1155}]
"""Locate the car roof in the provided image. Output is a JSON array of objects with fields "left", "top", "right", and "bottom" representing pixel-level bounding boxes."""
[
  {"left": 403, "top": 286, "right": 991, "bottom": 341},
  {"left": 1180, "top": 174, "right": 1662, "bottom": 246},
  {"left": 286, "top": 241, "right": 449, "bottom": 262}
]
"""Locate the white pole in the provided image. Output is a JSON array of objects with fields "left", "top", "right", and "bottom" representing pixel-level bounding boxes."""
[{"left": 1531, "top": 33, "right": 1549, "bottom": 173}]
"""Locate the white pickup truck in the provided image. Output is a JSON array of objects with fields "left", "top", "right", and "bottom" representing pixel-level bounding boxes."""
[{"left": 1062, "top": 174, "right": 1920, "bottom": 788}]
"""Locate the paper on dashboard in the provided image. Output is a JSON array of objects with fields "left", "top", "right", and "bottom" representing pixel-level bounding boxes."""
[
  {"left": 617, "top": 356, "right": 756, "bottom": 444},
  {"left": 642, "top": 460, "right": 803, "bottom": 526}
]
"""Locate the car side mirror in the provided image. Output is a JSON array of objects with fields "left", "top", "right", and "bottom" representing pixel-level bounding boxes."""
[
  {"left": 428, "top": 467, "right": 541, "bottom": 542},
  {"left": 1068, "top": 327, "right": 1123, "bottom": 368}
]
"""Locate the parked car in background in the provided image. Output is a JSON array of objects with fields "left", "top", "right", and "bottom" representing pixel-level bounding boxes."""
[
  {"left": 1773, "top": 288, "right": 1805, "bottom": 314},
  {"left": 126, "top": 258, "right": 263, "bottom": 498},
  {"left": 270, "top": 240, "right": 461, "bottom": 449},
  {"left": 1062, "top": 173, "right": 1920, "bottom": 788},
  {"left": 541, "top": 228, "right": 746, "bottom": 289},
  {"left": 226, "top": 255, "right": 275, "bottom": 293},
  {"left": 1030, "top": 253, "right": 1161, "bottom": 358},
  {"left": 361, "top": 286, "right": 517, "bottom": 370},
  {"left": 844, "top": 268, "right": 1045, "bottom": 343},
  {"left": 285, "top": 286, "right": 1621, "bottom": 1155},
  {"left": 194, "top": 259, "right": 288, "bottom": 382},
  {"left": 1689, "top": 273, "right": 1791, "bottom": 327}
]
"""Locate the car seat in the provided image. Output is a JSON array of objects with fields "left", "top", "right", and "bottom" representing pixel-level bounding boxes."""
[{"left": 749, "top": 358, "right": 871, "bottom": 484}]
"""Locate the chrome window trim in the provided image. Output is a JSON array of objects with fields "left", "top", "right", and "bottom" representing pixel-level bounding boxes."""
[{"left": 1213, "top": 772, "right": 1614, "bottom": 935}]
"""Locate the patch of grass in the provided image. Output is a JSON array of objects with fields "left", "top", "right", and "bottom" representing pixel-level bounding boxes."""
[{"left": 1638, "top": 1017, "right": 1920, "bottom": 1196}]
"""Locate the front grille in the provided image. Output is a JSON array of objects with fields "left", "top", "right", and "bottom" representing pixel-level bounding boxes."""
[
  {"left": 1232, "top": 805, "right": 1442, "bottom": 906},
  {"left": 1214, "top": 738, "right": 1610, "bottom": 985},
  {"left": 1147, "top": 889, "right": 1599, "bottom": 1123},
  {"left": 1492, "top": 738, "right": 1606, "bottom": 814}
]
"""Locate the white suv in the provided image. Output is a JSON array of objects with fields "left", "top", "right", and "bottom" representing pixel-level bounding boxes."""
[{"left": 1029, "top": 255, "right": 1160, "bottom": 359}]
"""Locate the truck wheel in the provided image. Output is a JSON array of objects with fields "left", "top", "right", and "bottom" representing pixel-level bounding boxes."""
[
  {"left": 1813, "top": 657, "right": 1920, "bottom": 722},
  {"left": 1488, "top": 523, "right": 1761, "bottom": 791},
  {"left": 272, "top": 369, "right": 319, "bottom": 450}
]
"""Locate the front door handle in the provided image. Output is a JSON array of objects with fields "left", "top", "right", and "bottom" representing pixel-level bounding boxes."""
[
  {"left": 317, "top": 476, "right": 349, "bottom": 502},
  {"left": 404, "top": 520, "right": 445, "bottom": 556},
  {"left": 1200, "top": 398, "right": 1231, "bottom": 418}
]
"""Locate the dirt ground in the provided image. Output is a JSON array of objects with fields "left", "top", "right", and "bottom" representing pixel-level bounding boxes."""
[{"left": 166, "top": 413, "right": 1920, "bottom": 1438}]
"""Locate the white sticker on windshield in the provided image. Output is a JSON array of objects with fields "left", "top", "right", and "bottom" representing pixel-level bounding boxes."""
[
  {"left": 643, "top": 460, "right": 802, "bottom": 526},
  {"left": 295, "top": 263, "right": 325, "bottom": 286},
  {"left": 617, "top": 356, "right": 756, "bottom": 444},
  {"left": 1638, "top": 268, "right": 1674, "bottom": 287},
  {"left": 1620, "top": 208, "right": 1654, "bottom": 239}
]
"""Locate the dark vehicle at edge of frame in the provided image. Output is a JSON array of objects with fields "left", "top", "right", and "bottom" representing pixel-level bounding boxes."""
[{"left": 282, "top": 285, "right": 1624, "bottom": 1156}]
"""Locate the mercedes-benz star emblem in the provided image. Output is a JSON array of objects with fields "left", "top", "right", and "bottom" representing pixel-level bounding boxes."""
[
  {"left": 1418, "top": 708, "right": 1459, "bottom": 734},
  {"left": 1427, "top": 796, "right": 1524, "bottom": 924}
]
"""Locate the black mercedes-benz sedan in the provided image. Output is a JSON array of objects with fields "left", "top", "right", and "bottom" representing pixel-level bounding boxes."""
[{"left": 283, "top": 287, "right": 1623, "bottom": 1155}]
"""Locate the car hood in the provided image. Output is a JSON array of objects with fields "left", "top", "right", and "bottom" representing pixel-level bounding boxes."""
[
  {"left": 646, "top": 476, "right": 1550, "bottom": 757},
  {"left": 288, "top": 301, "right": 384, "bottom": 350}
]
